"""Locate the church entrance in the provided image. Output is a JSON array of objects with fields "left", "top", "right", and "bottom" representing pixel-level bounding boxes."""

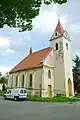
[
  {"left": 68, "top": 79, "right": 72, "bottom": 96},
  {"left": 48, "top": 85, "right": 52, "bottom": 97}
]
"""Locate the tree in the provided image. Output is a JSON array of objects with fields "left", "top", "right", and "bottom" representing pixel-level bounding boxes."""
[
  {"left": 0, "top": 76, "right": 8, "bottom": 84},
  {"left": 73, "top": 55, "right": 80, "bottom": 93},
  {"left": 4, "top": 72, "right": 9, "bottom": 79},
  {"left": 2, "top": 84, "right": 6, "bottom": 91},
  {"left": 0, "top": 0, "right": 67, "bottom": 32},
  {"left": 0, "top": 72, "right": 2, "bottom": 77}
]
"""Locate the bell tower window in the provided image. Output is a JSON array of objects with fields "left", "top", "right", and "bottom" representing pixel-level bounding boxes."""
[
  {"left": 56, "top": 43, "right": 58, "bottom": 50},
  {"left": 55, "top": 33, "right": 57, "bottom": 36},
  {"left": 48, "top": 70, "right": 51, "bottom": 79},
  {"left": 66, "top": 43, "right": 68, "bottom": 50}
]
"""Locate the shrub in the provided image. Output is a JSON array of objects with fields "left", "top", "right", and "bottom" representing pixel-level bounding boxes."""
[{"left": 2, "top": 84, "right": 6, "bottom": 91}]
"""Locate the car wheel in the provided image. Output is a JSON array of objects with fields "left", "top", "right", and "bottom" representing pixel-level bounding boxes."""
[
  {"left": 4, "top": 95, "right": 7, "bottom": 100},
  {"left": 14, "top": 97, "right": 17, "bottom": 101}
]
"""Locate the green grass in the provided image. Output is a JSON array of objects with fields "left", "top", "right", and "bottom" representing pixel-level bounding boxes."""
[
  {"left": 27, "top": 96, "right": 80, "bottom": 102},
  {"left": 0, "top": 91, "right": 4, "bottom": 96},
  {"left": 74, "top": 95, "right": 80, "bottom": 98}
]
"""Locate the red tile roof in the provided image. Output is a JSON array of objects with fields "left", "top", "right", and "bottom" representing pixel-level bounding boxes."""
[
  {"left": 10, "top": 47, "right": 52, "bottom": 73},
  {"left": 55, "top": 19, "right": 65, "bottom": 35}
]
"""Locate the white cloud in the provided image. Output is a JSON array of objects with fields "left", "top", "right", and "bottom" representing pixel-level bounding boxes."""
[
  {"left": 69, "top": 23, "right": 80, "bottom": 35},
  {"left": 33, "top": 11, "right": 57, "bottom": 33},
  {"left": 0, "top": 37, "right": 15, "bottom": 56},
  {"left": 32, "top": 4, "right": 68, "bottom": 34},
  {"left": 0, "top": 66, "right": 12, "bottom": 75},
  {"left": 0, "top": 37, "right": 10, "bottom": 47},
  {"left": 6, "top": 49, "right": 15, "bottom": 54}
]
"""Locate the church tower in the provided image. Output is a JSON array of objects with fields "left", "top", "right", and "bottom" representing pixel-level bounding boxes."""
[{"left": 50, "top": 19, "right": 74, "bottom": 97}]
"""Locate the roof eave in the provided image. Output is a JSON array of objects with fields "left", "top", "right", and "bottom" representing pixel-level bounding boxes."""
[
  {"left": 9, "top": 64, "right": 43, "bottom": 74},
  {"left": 49, "top": 35, "right": 63, "bottom": 41}
]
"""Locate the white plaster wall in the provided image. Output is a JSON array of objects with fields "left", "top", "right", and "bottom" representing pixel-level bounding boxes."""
[
  {"left": 41, "top": 66, "right": 54, "bottom": 97},
  {"left": 54, "top": 58, "right": 65, "bottom": 95},
  {"left": 63, "top": 37, "right": 74, "bottom": 96},
  {"left": 43, "top": 50, "right": 55, "bottom": 67},
  {"left": 8, "top": 68, "right": 43, "bottom": 96},
  {"left": 8, "top": 74, "right": 13, "bottom": 87},
  {"left": 50, "top": 37, "right": 66, "bottom": 95},
  {"left": 50, "top": 35, "right": 74, "bottom": 96}
]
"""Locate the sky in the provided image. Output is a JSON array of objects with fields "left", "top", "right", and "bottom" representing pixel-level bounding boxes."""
[{"left": 0, "top": 0, "right": 80, "bottom": 74}]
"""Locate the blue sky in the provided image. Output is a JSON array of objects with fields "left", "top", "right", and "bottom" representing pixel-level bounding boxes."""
[{"left": 0, "top": 0, "right": 80, "bottom": 74}]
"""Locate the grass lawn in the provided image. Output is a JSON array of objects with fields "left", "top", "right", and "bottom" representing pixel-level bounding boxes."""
[
  {"left": 74, "top": 95, "right": 80, "bottom": 98},
  {"left": 0, "top": 91, "right": 4, "bottom": 96},
  {"left": 27, "top": 96, "right": 80, "bottom": 102}
]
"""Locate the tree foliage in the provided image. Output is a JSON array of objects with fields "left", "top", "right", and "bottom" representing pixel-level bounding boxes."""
[
  {"left": 0, "top": 72, "right": 2, "bottom": 77},
  {"left": 73, "top": 55, "right": 80, "bottom": 93},
  {"left": 2, "top": 84, "right": 6, "bottom": 91},
  {"left": 0, "top": 0, "right": 67, "bottom": 32},
  {"left": 0, "top": 76, "right": 8, "bottom": 84}
]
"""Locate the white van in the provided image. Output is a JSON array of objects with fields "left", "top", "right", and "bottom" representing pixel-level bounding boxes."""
[{"left": 4, "top": 88, "right": 28, "bottom": 101}]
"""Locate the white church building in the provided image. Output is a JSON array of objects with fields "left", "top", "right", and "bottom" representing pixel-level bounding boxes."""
[{"left": 8, "top": 19, "right": 74, "bottom": 97}]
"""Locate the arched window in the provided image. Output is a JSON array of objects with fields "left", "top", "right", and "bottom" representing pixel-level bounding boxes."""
[
  {"left": 29, "top": 74, "right": 32, "bottom": 87},
  {"left": 55, "top": 33, "right": 57, "bottom": 36},
  {"left": 56, "top": 43, "right": 58, "bottom": 50},
  {"left": 48, "top": 70, "right": 51, "bottom": 79},
  {"left": 15, "top": 76, "right": 18, "bottom": 87},
  {"left": 22, "top": 75, "right": 24, "bottom": 87},
  {"left": 66, "top": 43, "right": 68, "bottom": 50}
]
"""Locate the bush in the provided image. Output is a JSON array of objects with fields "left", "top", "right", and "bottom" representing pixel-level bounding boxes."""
[
  {"left": 0, "top": 90, "right": 4, "bottom": 96},
  {"left": 2, "top": 84, "right": 6, "bottom": 91}
]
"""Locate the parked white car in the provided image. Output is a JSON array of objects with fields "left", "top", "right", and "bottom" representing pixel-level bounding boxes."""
[{"left": 4, "top": 88, "right": 28, "bottom": 101}]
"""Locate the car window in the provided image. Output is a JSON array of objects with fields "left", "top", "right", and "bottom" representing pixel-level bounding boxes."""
[
  {"left": 7, "top": 90, "right": 11, "bottom": 94},
  {"left": 7, "top": 91, "right": 9, "bottom": 94},
  {"left": 24, "top": 90, "right": 26, "bottom": 93},
  {"left": 20, "top": 89, "right": 23, "bottom": 93}
]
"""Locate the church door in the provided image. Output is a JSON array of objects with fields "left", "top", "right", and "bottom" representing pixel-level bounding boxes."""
[
  {"left": 48, "top": 85, "right": 52, "bottom": 97},
  {"left": 68, "top": 79, "right": 72, "bottom": 96}
]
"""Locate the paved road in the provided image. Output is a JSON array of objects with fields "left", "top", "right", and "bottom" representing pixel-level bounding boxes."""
[{"left": 0, "top": 97, "right": 80, "bottom": 120}]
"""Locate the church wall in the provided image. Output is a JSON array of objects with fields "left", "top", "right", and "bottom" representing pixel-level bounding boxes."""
[
  {"left": 50, "top": 37, "right": 66, "bottom": 96},
  {"left": 42, "top": 50, "right": 55, "bottom": 97},
  {"left": 8, "top": 74, "right": 12, "bottom": 87},
  {"left": 43, "top": 50, "right": 54, "bottom": 67},
  {"left": 41, "top": 66, "right": 54, "bottom": 97},
  {"left": 8, "top": 68, "right": 43, "bottom": 97},
  {"left": 50, "top": 35, "right": 74, "bottom": 96},
  {"left": 63, "top": 37, "right": 74, "bottom": 96},
  {"left": 54, "top": 58, "right": 66, "bottom": 96}
]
